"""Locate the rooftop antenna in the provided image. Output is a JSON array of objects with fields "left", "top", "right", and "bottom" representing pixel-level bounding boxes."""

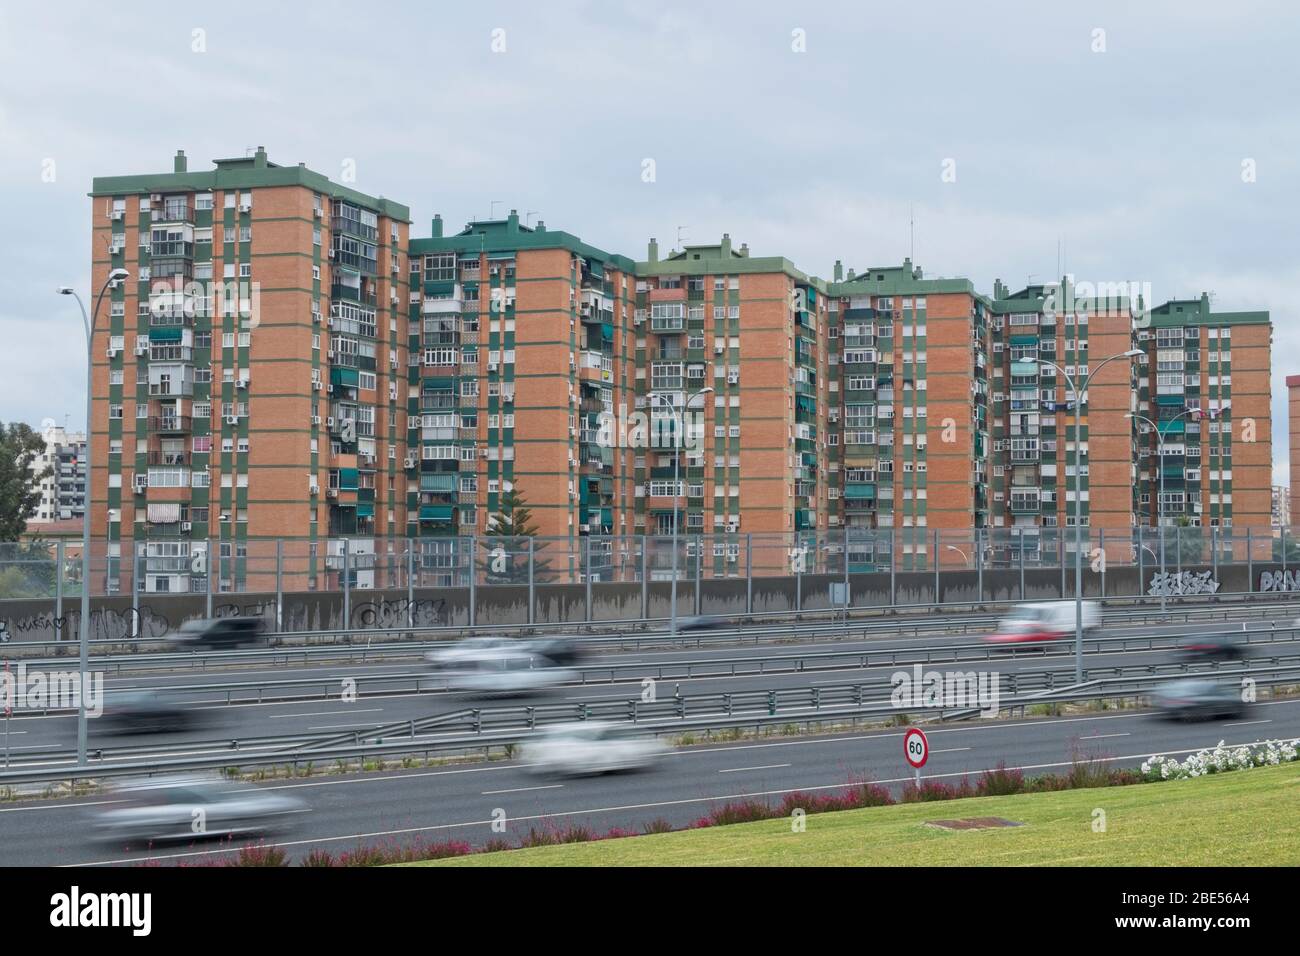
[
  {"left": 525, "top": 209, "right": 539, "bottom": 227},
  {"left": 676, "top": 225, "right": 688, "bottom": 251},
  {"left": 489, "top": 200, "right": 503, "bottom": 220},
  {"left": 909, "top": 203, "right": 915, "bottom": 261}
]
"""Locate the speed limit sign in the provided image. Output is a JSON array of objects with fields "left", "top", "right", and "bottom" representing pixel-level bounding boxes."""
[{"left": 904, "top": 727, "right": 929, "bottom": 769}]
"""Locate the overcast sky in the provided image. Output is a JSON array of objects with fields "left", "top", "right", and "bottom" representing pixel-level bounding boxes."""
[{"left": 1, "top": 0, "right": 1296, "bottom": 482}]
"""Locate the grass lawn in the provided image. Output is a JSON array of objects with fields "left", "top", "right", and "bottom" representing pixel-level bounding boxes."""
[{"left": 409, "top": 765, "right": 1300, "bottom": 867}]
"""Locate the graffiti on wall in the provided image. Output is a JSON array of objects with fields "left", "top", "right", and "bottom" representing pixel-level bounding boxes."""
[
  {"left": 349, "top": 597, "right": 448, "bottom": 630},
  {"left": 1148, "top": 570, "right": 1220, "bottom": 597},
  {"left": 1258, "top": 570, "right": 1300, "bottom": 593}
]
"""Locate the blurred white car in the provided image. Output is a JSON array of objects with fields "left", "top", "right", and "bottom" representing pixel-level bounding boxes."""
[
  {"left": 450, "top": 648, "right": 578, "bottom": 696},
  {"left": 425, "top": 636, "right": 516, "bottom": 671},
  {"left": 521, "top": 722, "right": 668, "bottom": 776},
  {"left": 92, "top": 774, "right": 306, "bottom": 845}
]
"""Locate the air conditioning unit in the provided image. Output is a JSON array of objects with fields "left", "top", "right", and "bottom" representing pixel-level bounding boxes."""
[
  {"left": 327, "top": 248, "right": 335, "bottom": 259},
  {"left": 312, "top": 381, "right": 322, "bottom": 391},
  {"left": 312, "top": 311, "right": 321, "bottom": 324},
  {"left": 326, "top": 417, "right": 335, "bottom": 428},
  {"left": 327, "top": 349, "right": 335, "bottom": 360},
  {"left": 714, "top": 344, "right": 724, "bottom": 354},
  {"left": 180, "top": 521, "right": 192, "bottom": 532},
  {"left": 133, "top": 476, "right": 147, "bottom": 494},
  {"left": 151, "top": 193, "right": 162, "bottom": 202},
  {"left": 225, "top": 415, "right": 240, "bottom": 425},
  {"left": 236, "top": 379, "right": 248, "bottom": 389},
  {"left": 106, "top": 347, "right": 120, "bottom": 359},
  {"left": 326, "top": 487, "right": 338, "bottom": 498},
  {"left": 308, "top": 481, "right": 319, "bottom": 495},
  {"left": 727, "top": 373, "right": 739, "bottom": 385},
  {"left": 502, "top": 393, "right": 514, "bottom": 404},
  {"left": 403, "top": 457, "right": 417, "bottom": 469},
  {"left": 239, "top": 202, "right": 252, "bottom": 213},
  {"left": 479, "top": 448, "right": 490, "bottom": 458},
  {"left": 111, "top": 209, "right": 124, "bottom": 220},
  {"left": 487, "top": 362, "right": 499, "bottom": 373},
  {"left": 313, "top": 206, "right": 322, "bottom": 219},
  {"left": 727, "top": 553, "right": 738, "bottom": 563},
  {"left": 327, "top": 384, "right": 335, "bottom": 394},
  {"left": 134, "top": 342, "right": 148, "bottom": 356},
  {"left": 311, "top": 415, "right": 321, "bottom": 425}
]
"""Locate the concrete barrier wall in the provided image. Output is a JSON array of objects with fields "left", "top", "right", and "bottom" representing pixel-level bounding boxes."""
[{"left": 2, "top": 562, "right": 1295, "bottom": 643}]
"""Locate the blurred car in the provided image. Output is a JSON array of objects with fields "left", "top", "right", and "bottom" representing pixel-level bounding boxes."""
[
  {"left": 1177, "top": 637, "right": 1247, "bottom": 664},
  {"left": 172, "top": 616, "right": 267, "bottom": 650},
  {"left": 97, "top": 691, "right": 203, "bottom": 735},
  {"left": 92, "top": 775, "right": 305, "bottom": 845},
  {"left": 521, "top": 722, "right": 668, "bottom": 777},
  {"left": 424, "top": 636, "right": 516, "bottom": 671},
  {"left": 984, "top": 601, "right": 1100, "bottom": 647},
  {"left": 449, "top": 648, "right": 578, "bottom": 697},
  {"left": 529, "top": 637, "right": 584, "bottom": 668},
  {"left": 1151, "top": 679, "right": 1245, "bottom": 721},
  {"left": 672, "top": 616, "right": 726, "bottom": 632}
]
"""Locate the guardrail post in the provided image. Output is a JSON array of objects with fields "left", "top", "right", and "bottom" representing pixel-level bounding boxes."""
[
  {"left": 746, "top": 533, "right": 753, "bottom": 615},
  {"left": 406, "top": 538, "right": 414, "bottom": 630},
  {"left": 640, "top": 535, "right": 648, "bottom": 619},
  {"left": 54, "top": 539, "right": 64, "bottom": 643},
  {"left": 275, "top": 539, "right": 284, "bottom": 633},
  {"left": 975, "top": 527, "right": 983, "bottom": 604},
  {"left": 527, "top": 537, "right": 535, "bottom": 625},
  {"left": 584, "top": 535, "right": 593, "bottom": 622},
  {"left": 467, "top": 535, "right": 476, "bottom": 627},
  {"left": 1098, "top": 528, "right": 1105, "bottom": 598},
  {"left": 342, "top": 538, "right": 351, "bottom": 629}
]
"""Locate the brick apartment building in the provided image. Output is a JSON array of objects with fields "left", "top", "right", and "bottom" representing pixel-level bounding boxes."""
[{"left": 87, "top": 149, "right": 1274, "bottom": 592}]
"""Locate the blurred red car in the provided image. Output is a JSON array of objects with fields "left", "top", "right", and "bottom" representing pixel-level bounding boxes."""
[{"left": 983, "top": 601, "right": 1100, "bottom": 647}]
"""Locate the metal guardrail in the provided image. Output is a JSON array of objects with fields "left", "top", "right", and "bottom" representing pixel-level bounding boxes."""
[
  {"left": 10, "top": 596, "right": 1300, "bottom": 675},
  {"left": 6, "top": 657, "right": 1299, "bottom": 774},
  {"left": 4, "top": 663, "right": 1300, "bottom": 788}
]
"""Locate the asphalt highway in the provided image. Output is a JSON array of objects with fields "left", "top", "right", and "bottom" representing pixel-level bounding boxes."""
[{"left": 2, "top": 696, "right": 1297, "bottom": 865}]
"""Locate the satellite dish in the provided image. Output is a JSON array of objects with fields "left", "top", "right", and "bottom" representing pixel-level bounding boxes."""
[{"left": 40, "top": 417, "right": 56, "bottom": 430}]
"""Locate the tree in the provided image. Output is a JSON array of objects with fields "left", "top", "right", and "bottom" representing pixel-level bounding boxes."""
[
  {"left": 0, "top": 422, "right": 48, "bottom": 541},
  {"left": 483, "top": 487, "right": 553, "bottom": 583}
]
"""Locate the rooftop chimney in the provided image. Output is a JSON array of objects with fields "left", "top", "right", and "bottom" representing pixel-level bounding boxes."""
[
  {"left": 535, "top": 219, "right": 546, "bottom": 232},
  {"left": 507, "top": 209, "right": 520, "bottom": 232},
  {"left": 720, "top": 233, "right": 732, "bottom": 257},
  {"left": 738, "top": 242, "right": 749, "bottom": 258},
  {"left": 430, "top": 214, "right": 443, "bottom": 238},
  {"left": 253, "top": 146, "right": 268, "bottom": 169},
  {"left": 174, "top": 149, "right": 187, "bottom": 173},
  {"left": 833, "top": 259, "right": 843, "bottom": 282},
  {"left": 647, "top": 238, "right": 659, "bottom": 263}
]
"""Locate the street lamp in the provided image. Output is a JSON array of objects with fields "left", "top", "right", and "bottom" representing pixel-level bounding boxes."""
[
  {"left": 1127, "top": 405, "right": 1228, "bottom": 613},
  {"left": 652, "top": 386, "right": 712, "bottom": 639},
  {"left": 58, "top": 267, "right": 130, "bottom": 767},
  {"left": 1040, "top": 347, "right": 1142, "bottom": 683},
  {"left": 945, "top": 545, "right": 970, "bottom": 565}
]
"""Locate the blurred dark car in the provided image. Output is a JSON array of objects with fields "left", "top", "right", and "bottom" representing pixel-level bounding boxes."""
[
  {"left": 173, "top": 616, "right": 267, "bottom": 650},
  {"left": 1177, "top": 637, "right": 1247, "bottom": 664},
  {"left": 99, "top": 691, "right": 203, "bottom": 735},
  {"left": 1151, "top": 679, "right": 1245, "bottom": 721},
  {"left": 673, "top": 616, "right": 726, "bottom": 632},
  {"left": 530, "top": 637, "right": 584, "bottom": 668}
]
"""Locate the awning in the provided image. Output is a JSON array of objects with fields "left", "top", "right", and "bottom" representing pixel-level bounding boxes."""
[
  {"left": 1010, "top": 334, "right": 1039, "bottom": 346},
  {"left": 423, "top": 280, "right": 456, "bottom": 295},
  {"left": 149, "top": 326, "right": 183, "bottom": 342},
  {"left": 146, "top": 502, "right": 181, "bottom": 523},
  {"left": 420, "top": 474, "right": 456, "bottom": 492},
  {"left": 1156, "top": 395, "right": 1187, "bottom": 406},
  {"left": 355, "top": 501, "right": 374, "bottom": 518},
  {"left": 419, "top": 505, "right": 454, "bottom": 521},
  {"left": 338, "top": 468, "right": 359, "bottom": 490},
  {"left": 587, "top": 259, "right": 605, "bottom": 278},
  {"left": 1010, "top": 360, "right": 1040, "bottom": 377},
  {"left": 600, "top": 323, "right": 614, "bottom": 341},
  {"left": 331, "top": 367, "right": 360, "bottom": 387},
  {"left": 843, "top": 484, "right": 876, "bottom": 499},
  {"left": 487, "top": 252, "right": 516, "bottom": 261}
]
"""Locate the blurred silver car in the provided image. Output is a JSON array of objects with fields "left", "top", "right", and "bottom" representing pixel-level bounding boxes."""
[
  {"left": 1151, "top": 679, "right": 1246, "bottom": 721},
  {"left": 92, "top": 775, "right": 306, "bottom": 845},
  {"left": 450, "top": 648, "right": 578, "bottom": 697},
  {"left": 521, "top": 722, "right": 668, "bottom": 777},
  {"left": 424, "top": 636, "right": 516, "bottom": 671}
]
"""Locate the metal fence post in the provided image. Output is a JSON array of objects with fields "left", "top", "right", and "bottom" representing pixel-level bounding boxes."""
[
  {"left": 206, "top": 537, "right": 215, "bottom": 617},
  {"left": 276, "top": 539, "right": 284, "bottom": 632},
  {"left": 1246, "top": 529, "right": 1253, "bottom": 587},
  {"left": 1058, "top": 530, "right": 1065, "bottom": 599},
  {"left": 843, "top": 528, "right": 850, "bottom": 624},
  {"left": 1018, "top": 528, "right": 1025, "bottom": 600},
  {"left": 1175, "top": 524, "right": 1182, "bottom": 577},
  {"left": 1282, "top": 527, "right": 1288, "bottom": 580},
  {"left": 933, "top": 528, "right": 940, "bottom": 605},
  {"left": 694, "top": 534, "right": 703, "bottom": 615},
  {"left": 889, "top": 528, "right": 896, "bottom": 608},
  {"left": 1098, "top": 528, "right": 1105, "bottom": 598},
  {"left": 796, "top": 534, "right": 803, "bottom": 613},
  {"left": 746, "top": 533, "right": 753, "bottom": 615},
  {"left": 130, "top": 546, "right": 141, "bottom": 633},
  {"left": 406, "top": 538, "right": 415, "bottom": 630},
  {"left": 1137, "top": 525, "right": 1144, "bottom": 596},
  {"left": 527, "top": 537, "right": 535, "bottom": 625},
  {"left": 585, "top": 536, "right": 593, "bottom": 622},
  {"left": 641, "top": 535, "right": 649, "bottom": 619},
  {"left": 54, "top": 539, "right": 65, "bottom": 642},
  {"left": 1212, "top": 527, "right": 1218, "bottom": 582},
  {"left": 975, "top": 527, "right": 983, "bottom": 604},
  {"left": 342, "top": 538, "right": 351, "bottom": 628},
  {"left": 468, "top": 535, "right": 477, "bottom": 627}
]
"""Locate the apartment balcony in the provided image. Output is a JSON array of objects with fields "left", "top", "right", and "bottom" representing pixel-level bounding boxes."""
[
  {"left": 151, "top": 205, "right": 195, "bottom": 224},
  {"left": 147, "top": 451, "right": 189, "bottom": 466},
  {"left": 422, "top": 297, "right": 463, "bottom": 316},
  {"left": 150, "top": 240, "right": 194, "bottom": 259},
  {"left": 149, "top": 415, "right": 192, "bottom": 434}
]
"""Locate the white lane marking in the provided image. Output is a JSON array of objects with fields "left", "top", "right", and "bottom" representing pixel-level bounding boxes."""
[
  {"left": 1078, "top": 733, "right": 1131, "bottom": 740},
  {"left": 1222, "top": 719, "right": 1271, "bottom": 728},
  {"left": 0, "top": 799, "right": 124, "bottom": 813},
  {"left": 932, "top": 747, "right": 971, "bottom": 754},
  {"left": 72, "top": 734, "right": 1296, "bottom": 867},
  {"left": 481, "top": 784, "right": 564, "bottom": 795},
  {"left": 306, "top": 723, "right": 384, "bottom": 731},
  {"left": 717, "top": 763, "right": 792, "bottom": 774},
  {"left": 270, "top": 709, "right": 384, "bottom": 720}
]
